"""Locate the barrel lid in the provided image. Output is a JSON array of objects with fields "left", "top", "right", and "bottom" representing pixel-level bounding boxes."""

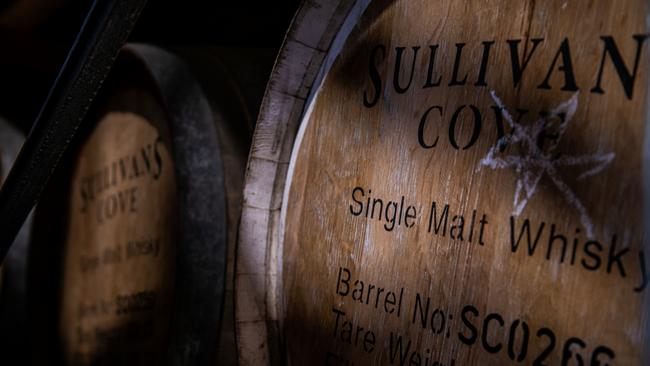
[
  {"left": 128, "top": 43, "right": 228, "bottom": 365},
  {"left": 29, "top": 43, "right": 227, "bottom": 365},
  {"left": 238, "top": 1, "right": 650, "bottom": 364}
]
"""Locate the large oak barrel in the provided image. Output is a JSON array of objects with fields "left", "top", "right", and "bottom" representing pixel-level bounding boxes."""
[
  {"left": 236, "top": 1, "right": 650, "bottom": 365},
  {"left": 28, "top": 43, "right": 227, "bottom": 365}
]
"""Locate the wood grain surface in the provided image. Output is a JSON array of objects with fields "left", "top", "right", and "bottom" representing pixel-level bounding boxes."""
[
  {"left": 238, "top": 0, "right": 650, "bottom": 364},
  {"left": 58, "top": 91, "right": 178, "bottom": 365}
]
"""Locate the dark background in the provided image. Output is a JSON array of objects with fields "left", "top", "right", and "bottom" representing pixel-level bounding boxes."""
[{"left": 0, "top": 0, "right": 302, "bottom": 134}]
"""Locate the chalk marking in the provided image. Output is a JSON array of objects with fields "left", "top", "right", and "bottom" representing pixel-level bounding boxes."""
[{"left": 479, "top": 90, "right": 615, "bottom": 237}]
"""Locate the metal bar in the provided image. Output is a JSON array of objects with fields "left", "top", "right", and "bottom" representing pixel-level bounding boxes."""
[{"left": 0, "top": 0, "right": 149, "bottom": 261}]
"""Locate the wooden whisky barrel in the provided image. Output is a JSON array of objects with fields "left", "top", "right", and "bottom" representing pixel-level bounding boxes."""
[
  {"left": 236, "top": 1, "right": 650, "bottom": 365},
  {"left": 28, "top": 43, "right": 227, "bottom": 365}
]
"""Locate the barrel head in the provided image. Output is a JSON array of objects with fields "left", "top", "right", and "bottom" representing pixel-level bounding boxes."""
[{"left": 273, "top": 1, "right": 650, "bottom": 364}]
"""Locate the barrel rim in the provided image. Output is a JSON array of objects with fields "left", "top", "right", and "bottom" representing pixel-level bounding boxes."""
[
  {"left": 235, "top": 1, "right": 371, "bottom": 364},
  {"left": 124, "top": 43, "right": 228, "bottom": 365},
  {"left": 238, "top": 1, "right": 650, "bottom": 365}
]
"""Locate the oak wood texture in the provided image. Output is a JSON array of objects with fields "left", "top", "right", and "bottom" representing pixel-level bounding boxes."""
[
  {"left": 237, "top": 0, "right": 649, "bottom": 365},
  {"left": 168, "top": 46, "right": 257, "bottom": 365},
  {"left": 28, "top": 44, "right": 227, "bottom": 365},
  {"left": 236, "top": 1, "right": 362, "bottom": 363},
  {"left": 60, "top": 109, "right": 178, "bottom": 364}
]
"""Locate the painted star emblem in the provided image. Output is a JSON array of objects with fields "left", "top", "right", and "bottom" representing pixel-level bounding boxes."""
[{"left": 478, "top": 90, "right": 615, "bottom": 237}]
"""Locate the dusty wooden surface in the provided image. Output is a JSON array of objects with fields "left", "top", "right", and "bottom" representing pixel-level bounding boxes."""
[
  {"left": 25, "top": 44, "right": 229, "bottom": 365},
  {"left": 59, "top": 89, "right": 178, "bottom": 364},
  {"left": 235, "top": 0, "right": 361, "bottom": 363},
  {"left": 239, "top": 0, "right": 650, "bottom": 364}
]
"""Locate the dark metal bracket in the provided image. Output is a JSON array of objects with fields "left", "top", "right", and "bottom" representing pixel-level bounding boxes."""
[{"left": 0, "top": 0, "right": 148, "bottom": 261}]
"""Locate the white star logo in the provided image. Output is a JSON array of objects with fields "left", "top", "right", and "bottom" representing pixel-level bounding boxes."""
[{"left": 479, "top": 90, "right": 615, "bottom": 237}]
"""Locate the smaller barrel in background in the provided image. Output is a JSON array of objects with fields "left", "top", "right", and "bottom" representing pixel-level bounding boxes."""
[
  {"left": 28, "top": 44, "right": 227, "bottom": 366},
  {"left": 60, "top": 83, "right": 179, "bottom": 365}
]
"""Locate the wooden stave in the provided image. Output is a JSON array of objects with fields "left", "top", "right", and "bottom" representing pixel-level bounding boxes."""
[
  {"left": 0, "top": 0, "right": 68, "bottom": 30},
  {"left": 169, "top": 45, "right": 265, "bottom": 366},
  {"left": 200, "top": 57, "right": 249, "bottom": 366},
  {"left": 27, "top": 43, "right": 228, "bottom": 365},
  {"left": 126, "top": 43, "right": 229, "bottom": 366},
  {"left": 235, "top": 1, "right": 650, "bottom": 365},
  {"left": 235, "top": 1, "right": 367, "bottom": 364},
  {"left": 128, "top": 45, "right": 272, "bottom": 366}
]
